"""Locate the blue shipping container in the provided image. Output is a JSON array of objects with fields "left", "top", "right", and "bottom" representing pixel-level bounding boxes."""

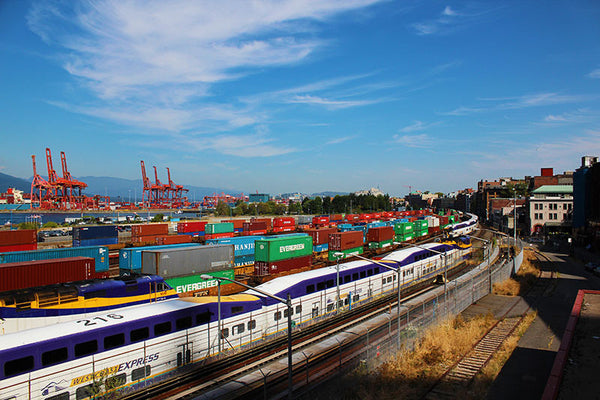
[
  {"left": 119, "top": 243, "right": 201, "bottom": 274},
  {"left": 313, "top": 243, "right": 329, "bottom": 252},
  {"left": 206, "top": 236, "right": 265, "bottom": 257},
  {"left": 73, "top": 225, "right": 118, "bottom": 240},
  {"left": 268, "top": 233, "right": 309, "bottom": 239},
  {"left": 234, "top": 254, "right": 255, "bottom": 267},
  {"left": 73, "top": 237, "right": 119, "bottom": 247},
  {"left": 179, "top": 231, "right": 205, "bottom": 237},
  {"left": 0, "top": 246, "right": 110, "bottom": 272}
]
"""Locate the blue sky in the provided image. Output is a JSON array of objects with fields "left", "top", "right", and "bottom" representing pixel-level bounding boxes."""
[{"left": 1, "top": 0, "right": 599, "bottom": 196}]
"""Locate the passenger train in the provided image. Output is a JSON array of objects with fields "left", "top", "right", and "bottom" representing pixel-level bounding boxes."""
[
  {"left": 446, "top": 212, "right": 478, "bottom": 237},
  {"left": 0, "top": 275, "right": 177, "bottom": 335},
  {"left": 0, "top": 238, "right": 472, "bottom": 399}
]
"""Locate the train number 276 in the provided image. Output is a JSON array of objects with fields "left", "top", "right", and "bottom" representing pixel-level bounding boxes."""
[{"left": 77, "top": 314, "right": 124, "bottom": 326}]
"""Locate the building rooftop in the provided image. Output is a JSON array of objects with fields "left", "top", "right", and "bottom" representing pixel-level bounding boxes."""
[{"left": 531, "top": 185, "right": 573, "bottom": 194}]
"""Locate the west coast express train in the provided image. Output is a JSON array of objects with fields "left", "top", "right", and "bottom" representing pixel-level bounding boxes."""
[
  {"left": 0, "top": 275, "right": 178, "bottom": 335},
  {"left": 446, "top": 213, "right": 478, "bottom": 237},
  {"left": 0, "top": 239, "right": 472, "bottom": 399}
]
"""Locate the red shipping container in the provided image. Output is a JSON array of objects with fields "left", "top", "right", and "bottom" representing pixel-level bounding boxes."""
[
  {"left": 0, "top": 229, "right": 37, "bottom": 246},
  {"left": 0, "top": 256, "right": 95, "bottom": 292},
  {"left": 155, "top": 235, "right": 193, "bottom": 245},
  {"left": 345, "top": 214, "right": 359, "bottom": 222},
  {"left": 0, "top": 243, "right": 37, "bottom": 253},
  {"left": 221, "top": 219, "right": 246, "bottom": 229},
  {"left": 330, "top": 214, "right": 343, "bottom": 221},
  {"left": 131, "top": 223, "right": 168, "bottom": 237},
  {"left": 366, "top": 226, "right": 394, "bottom": 243},
  {"left": 272, "top": 226, "right": 295, "bottom": 233},
  {"left": 131, "top": 236, "right": 158, "bottom": 245},
  {"left": 273, "top": 217, "right": 295, "bottom": 227},
  {"left": 244, "top": 221, "right": 268, "bottom": 231},
  {"left": 305, "top": 227, "right": 337, "bottom": 245},
  {"left": 251, "top": 218, "right": 272, "bottom": 229},
  {"left": 428, "top": 226, "right": 440, "bottom": 235},
  {"left": 439, "top": 216, "right": 449, "bottom": 225},
  {"left": 312, "top": 216, "right": 329, "bottom": 226},
  {"left": 254, "top": 255, "right": 312, "bottom": 276},
  {"left": 359, "top": 213, "right": 373, "bottom": 221},
  {"left": 244, "top": 230, "right": 268, "bottom": 236},
  {"left": 372, "top": 213, "right": 382, "bottom": 220},
  {"left": 177, "top": 221, "right": 207, "bottom": 233},
  {"left": 329, "top": 231, "right": 364, "bottom": 251},
  {"left": 205, "top": 232, "right": 235, "bottom": 240}
]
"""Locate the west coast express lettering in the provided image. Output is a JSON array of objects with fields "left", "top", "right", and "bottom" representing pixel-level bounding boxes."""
[
  {"left": 176, "top": 279, "right": 218, "bottom": 293},
  {"left": 279, "top": 244, "right": 304, "bottom": 253},
  {"left": 70, "top": 353, "right": 159, "bottom": 386}
]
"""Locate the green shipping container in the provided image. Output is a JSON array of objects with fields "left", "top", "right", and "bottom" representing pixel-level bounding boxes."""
[
  {"left": 205, "top": 222, "right": 234, "bottom": 234},
  {"left": 255, "top": 236, "right": 313, "bottom": 262},
  {"left": 368, "top": 240, "right": 393, "bottom": 249},
  {"left": 412, "top": 220, "right": 428, "bottom": 232},
  {"left": 328, "top": 246, "right": 364, "bottom": 261},
  {"left": 395, "top": 234, "right": 413, "bottom": 242},
  {"left": 417, "top": 230, "right": 428, "bottom": 237},
  {"left": 394, "top": 222, "right": 413, "bottom": 234},
  {"left": 449, "top": 215, "right": 456, "bottom": 223},
  {"left": 165, "top": 269, "right": 234, "bottom": 294}
]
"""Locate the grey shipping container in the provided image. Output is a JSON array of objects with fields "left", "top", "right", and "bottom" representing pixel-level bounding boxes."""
[{"left": 141, "top": 244, "right": 234, "bottom": 278}]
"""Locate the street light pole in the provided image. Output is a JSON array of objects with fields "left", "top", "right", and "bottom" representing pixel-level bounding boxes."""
[{"left": 201, "top": 274, "right": 294, "bottom": 400}]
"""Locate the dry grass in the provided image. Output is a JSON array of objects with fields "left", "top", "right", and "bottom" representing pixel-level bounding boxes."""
[
  {"left": 307, "top": 313, "right": 497, "bottom": 400},
  {"left": 493, "top": 249, "right": 541, "bottom": 296}
]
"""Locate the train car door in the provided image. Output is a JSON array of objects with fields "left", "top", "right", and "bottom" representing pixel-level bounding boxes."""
[
  {"left": 177, "top": 335, "right": 192, "bottom": 367},
  {"left": 311, "top": 302, "right": 319, "bottom": 318}
]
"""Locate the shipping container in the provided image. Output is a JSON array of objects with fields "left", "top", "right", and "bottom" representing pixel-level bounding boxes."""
[
  {"left": 366, "top": 226, "right": 395, "bottom": 243},
  {"left": 337, "top": 224, "right": 353, "bottom": 232},
  {"left": 305, "top": 227, "right": 337, "bottom": 246},
  {"left": 205, "top": 222, "right": 234, "bottom": 234},
  {"left": 329, "top": 214, "right": 344, "bottom": 222},
  {"left": 0, "top": 256, "right": 95, "bottom": 292},
  {"left": 312, "top": 216, "right": 330, "bottom": 226},
  {"left": 345, "top": 214, "right": 359, "bottom": 222},
  {"left": 0, "top": 244, "right": 37, "bottom": 253},
  {"left": 141, "top": 244, "right": 234, "bottom": 277},
  {"left": 0, "top": 246, "right": 109, "bottom": 272},
  {"left": 251, "top": 218, "right": 272, "bottom": 229},
  {"left": 206, "top": 236, "right": 265, "bottom": 257},
  {"left": 178, "top": 231, "right": 205, "bottom": 238},
  {"left": 165, "top": 269, "right": 235, "bottom": 294},
  {"left": 272, "top": 225, "right": 295, "bottom": 233},
  {"left": 204, "top": 232, "right": 235, "bottom": 240},
  {"left": 155, "top": 235, "right": 193, "bottom": 245},
  {"left": 329, "top": 231, "right": 364, "bottom": 251},
  {"left": 313, "top": 243, "right": 329, "bottom": 253},
  {"left": 328, "top": 246, "right": 364, "bottom": 261},
  {"left": 297, "top": 215, "right": 313, "bottom": 225},
  {"left": 425, "top": 216, "right": 440, "bottom": 227},
  {"left": 73, "top": 225, "right": 118, "bottom": 241},
  {"left": 177, "top": 221, "right": 207, "bottom": 233},
  {"left": 73, "top": 237, "right": 119, "bottom": 247},
  {"left": 234, "top": 254, "right": 255, "bottom": 267},
  {"left": 428, "top": 226, "right": 441, "bottom": 235},
  {"left": 119, "top": 243, "right": 201, "bottom": 274},
  {"left": 254, "top": 236, "right": 313, "bottom": 262},
  {"left": 368, "top": 239, "right": 393, "bottom": 250},
  {"left": 243, "top": 221, "right": 268, "bottom": 232},
  {"left": 243, "top": 230, "right": 267, "bottom": 236},
  {"left": 254, "top": 255, "right": 312, "bottom": 276},
  {"left": 221, "top": 219, "right": 246, "bottom": 230},
  {"left": 131, "top": 223, "right": 169, "bottom": 237},
  {"left": 0, "top": 229, "right": 36, "bottom": 246},
  {"left": 273, "top": 217, "right": 295, "bottom": 227}
]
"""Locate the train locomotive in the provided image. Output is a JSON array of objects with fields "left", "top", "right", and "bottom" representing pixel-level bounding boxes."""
[{"left": 0, "top": 237, "right": 472, "bottom": 399}]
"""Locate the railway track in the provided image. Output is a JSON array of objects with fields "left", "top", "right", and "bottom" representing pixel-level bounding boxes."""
[{"left": 422, "top": 250, "right": 555, "bottom": 399}]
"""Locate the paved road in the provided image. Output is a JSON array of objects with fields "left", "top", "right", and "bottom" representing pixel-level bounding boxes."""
[{"left": 485, "top": 247, "right": 600, "bottom": 400}]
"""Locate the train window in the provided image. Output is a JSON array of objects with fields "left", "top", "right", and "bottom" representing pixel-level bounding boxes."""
[
  {"left": 221, "top": 328, "right": 229, "bottom": 338},
  {"left": 387, "top": 277, "right": 392, "bottom": 283},
  {"left": 4, "top": 355, "right": 34, "bottom": 377},
  {"left": 231, "top": 306, "right": 244, "bottom": 314},
  {"left": 367, "top": 269, "right": 373, "bottom": 277},
  {"left": 316, "top": 282, "right": 325, "bottom": 291},
  {"left": 344, "top": 297, "right": 349, "bottom": 305},
  {"left": 126, "top": 284, "right": 139, "bottom": 293},
  {"left": 283, "top": 308, "right": 290, "bottom": 318},
  {"left": 84, "top": 290, "right": 106, "bottom": 299},
  {"left": 306, "top": 284, "right": 315, "bottom": 294},
  {"left": 374, "top": 267, "right": 379, "bottom": 274},
  {"left": 176, "top": 316, "right": 193, "bottom": 330},
  {"left": 75, "top": 340, "right": 98, "bottom": 357},
  {"left": 393, "top": 275, "right": 396, "bottom": 281},
  {"left": 233, "top": 323, "right": 245, "bottom": 335},
  {"left": 326, "top": 303, "right": 334, "bottom": 312},
  {"left": 352, "top": 273, "right": 358, "bottom": 281},
  {"left": 360, "top": 271, "right": 366, "bottom": 279},
  {"left": 106, "top": 373, "right": 126, "bottom": 388},
  {"left": 296, "top": 305, "right": 302, "bottom": 314},
  {"left": 46, "top": 393, "right": 70, "bottom": 400},
  {"left": 132, "top": 365, "right": 151, "bottom": 381},
  {"left": 248, "top": 320, "right": 256, "bottom": 330},
  {"left": 382, "top": 278, "right": 386, "bottom": 285},
  {"left": 344, "top": 275, "right": 351, "bottom": 283},
  {"left": 104, "top": 333, "right": 125, "bottom": 350},
  {"left": 130, "top": 327, "right": 149, "bottom": 342},
  {"left": 338, "top": 300, "right": 343, "bottom": 308},
  {"left": 42, "top": 347, "right": 68, "bottom": 366},
  {"left": 274, "top": 311, "right": 282, "bottom": 321},
  {"left": 353, "top": 294, "right": 360, "bottom": 302},
  {"left": 326, "top": 279, "right": 334, "bottom": 288},
  {"left": 154, "top": 321, "right": 172, "bottom": 336},
  {"left": 196, "top": 312, "right": 211, "bottom": 325},
  {"left": 76, "top": 384, "right": 95, "bottom": 399}
]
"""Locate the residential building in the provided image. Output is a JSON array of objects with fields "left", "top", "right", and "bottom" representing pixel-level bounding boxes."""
[{"left": 528, "top": 185, "right": 573, "bottom": 235}]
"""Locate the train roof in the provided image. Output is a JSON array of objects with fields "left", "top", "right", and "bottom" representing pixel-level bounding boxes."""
[{"left": 0, "top": 299, "right": 194, "bottom": 350}]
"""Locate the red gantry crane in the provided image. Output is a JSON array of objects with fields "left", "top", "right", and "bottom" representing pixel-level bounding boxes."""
[
  {"left": 166, "top": 167, "right": 188, "bottom": 207},
  {"left": 30, "top": 155, "right": 54, "bottom": 209},
  {"left": 60, "top": 151, "right": 88, "bottom": 207}
]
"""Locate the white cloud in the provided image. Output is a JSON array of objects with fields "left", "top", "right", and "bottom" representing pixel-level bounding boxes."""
[
  {"left": 410, "top": 4, "right": 500, "bottom": 36},
  {"left": 587, "top": 68, "right": 600, "bottom": 79},
  {"left": 27, "top": 0, "right": 384, "bottom": 136},
  {"left": 442, "top": 6, "right": 457, "bottom": 16},
  {"left": 540, "top": 109, "right": 597, "bottom": 125},
  {"left": 399, "top": 120, "right": 441, "bottom": 133},
  {"left": 392, "top": 133, "right": 432, "bottom": 147},
  {"left": 326, "top": 135, "right": 356, "bottom": 145},
  {"left": 287, "top": 94, "right": 378, "bottom": 109}
]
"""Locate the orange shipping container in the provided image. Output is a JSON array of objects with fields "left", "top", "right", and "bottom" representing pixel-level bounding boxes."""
[
  {"left": 155, "top": 235, "right": 193, "bottom": 245},
  {"left": 131, "top": 223, "right": 168, "bottom": 237}
]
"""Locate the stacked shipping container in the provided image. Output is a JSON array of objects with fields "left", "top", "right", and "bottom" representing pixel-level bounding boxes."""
[
  {"left": 272, "top": 217, "right": 296, "bottom": 233},
  {"left": 119, "top": 243, "right": 200, "bottom": 274},
  {"left": 72, "top": 225, "right": 118, "bottom": 247},
  {"left": 177, "top": 221, "right": 207, "bottom": 237},
  {"left": 0, "top": 230, "right": 37, "bottom": 252},
  {"left": 366, "top": 226, "right": 394, "bottom": 249},
  {"left": 243, "top": 221, "right": 268, "bottom": 235},
  {"left": 328, "top": 231, "right": 364, "bottom": 261},
  {"left": 205, "top": 222, "right": 234, "bottom": 240},
  {"left": 254, "top": 236, "right": 313, "bottom": 276},
  {"left": 305, "top": 227, "right": 336, "bottom": 253},
  {"left": 0, "top": 246, "right": 110, "bottom": 272},
  {"left": 131, "top": 223, "right": 169, "bottom": 245}
]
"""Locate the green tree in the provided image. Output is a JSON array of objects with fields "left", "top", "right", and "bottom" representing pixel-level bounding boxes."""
[
  {"left": 42, "top": 221, "right": 59, "bottom": 228},
  {"left": 151, "top": 213, "right": 164, "bottom": 222},
  {"left": 257, "top": 202, "right": 271, "bottom": 215},
  {"left": 312, "top": 197, "right": 323, "bottom": 214},
  {"left": 18, "top": 222, "right": 40, "bottom": 230},
  {"left": 215, "top": 200, "right": 231, "bottom": 216},
  {"left": 288, "top": 201, "right": 302, "bottom": 214},
  {"left": 322, "top": 196, "right": 331, "bottom": 214}
]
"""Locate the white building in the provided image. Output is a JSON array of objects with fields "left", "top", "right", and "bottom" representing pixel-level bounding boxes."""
[{"left": 528, "top": 185, "right": 573, "bottom": 235}]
